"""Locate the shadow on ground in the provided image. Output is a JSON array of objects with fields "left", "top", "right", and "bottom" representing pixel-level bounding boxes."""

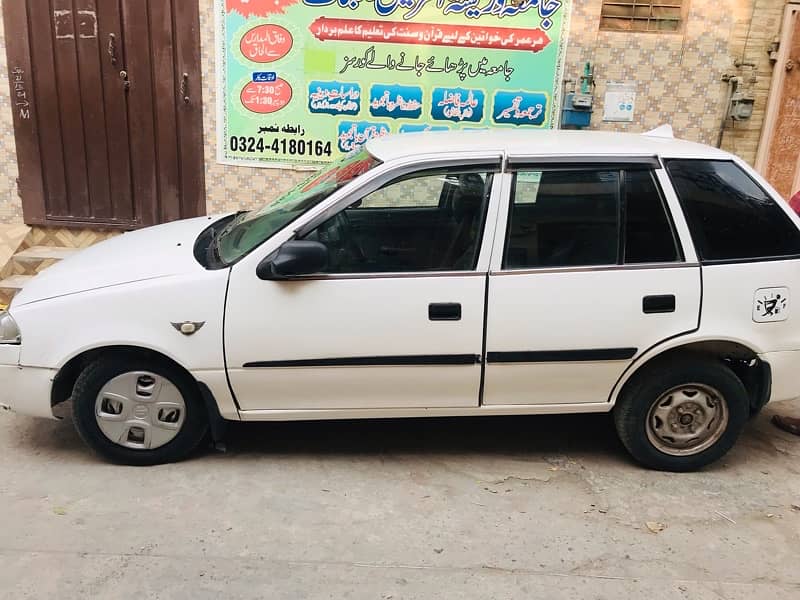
[
  {"left": 223, "top": 413, "right": 625, "bottom": 459},
  {"left": 13, "top": 405, "right": 629, "bottom": 463},
  {"left": 10, "top": 401, "right": 798, "bottom": 471}
]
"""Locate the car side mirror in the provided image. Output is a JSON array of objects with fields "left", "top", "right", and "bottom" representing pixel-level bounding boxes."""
[{"left": 256, "top": 240, "right": 329, "bottom": 280}]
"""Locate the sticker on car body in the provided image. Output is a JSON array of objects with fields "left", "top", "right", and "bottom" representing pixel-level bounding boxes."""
[{"left": 753, "top": 287, "right": 789, "bottom": 322}]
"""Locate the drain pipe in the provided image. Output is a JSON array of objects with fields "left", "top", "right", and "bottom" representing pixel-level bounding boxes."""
[{"left": 718, "top": 75, "right": 739, "bottom": 148}]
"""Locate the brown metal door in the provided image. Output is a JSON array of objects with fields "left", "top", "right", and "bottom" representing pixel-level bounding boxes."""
[
  {"left": 3, "top": 0, "right": 205, "bottom": 228},
  {"left": 760, "top": 6, "right": 800, "bottom": 199}
]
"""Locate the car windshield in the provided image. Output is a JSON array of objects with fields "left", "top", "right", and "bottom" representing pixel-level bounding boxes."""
[{"left": 216, "top": 149, "right": 381, "bottom": 264}]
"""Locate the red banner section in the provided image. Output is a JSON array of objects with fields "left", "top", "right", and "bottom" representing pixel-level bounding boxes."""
[
  {"left": 240, "top": 79, "right": 293, "bottom": 114},
  {"left": 240, "top": 24, "right": 294, "bottom": 63},
  {"left": 309, "top": 17, "right": 552, "bottom": 53},
  {"left": 226, "top": 0, "right": 298, "bottom": 17}
]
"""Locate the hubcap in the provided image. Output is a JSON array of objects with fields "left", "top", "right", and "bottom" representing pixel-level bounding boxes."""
[
  {"left": 94, "top": 371, "right": 186, "bottom": 450},
  {"left": 645, "top": 384, "right": 729, "bottom": 456}
]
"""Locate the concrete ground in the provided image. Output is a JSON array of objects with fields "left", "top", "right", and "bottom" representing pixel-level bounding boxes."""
[{"left": 1, "top": 401, "right": 799, "bottom": 600}]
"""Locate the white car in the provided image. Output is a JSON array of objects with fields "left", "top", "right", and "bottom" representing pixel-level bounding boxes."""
[{"left": 2, "top": 127, "right": 799, "bottom": 470}]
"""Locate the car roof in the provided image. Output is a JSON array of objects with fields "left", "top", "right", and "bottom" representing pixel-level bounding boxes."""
[{"left": 365, "top": 128, "right": 733, "bottom": 163}]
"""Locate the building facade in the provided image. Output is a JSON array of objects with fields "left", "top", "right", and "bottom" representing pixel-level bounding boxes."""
[{"left": 0, "top": 0, "right": 797, "bottom": 233}]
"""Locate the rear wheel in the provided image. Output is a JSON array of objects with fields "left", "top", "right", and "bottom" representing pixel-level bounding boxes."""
[
  {"left": 72, "top": 355, "right": 208, "bottom": 465},
  {"left": 613, "top": 358, "right": 749, "bottom": 471}
]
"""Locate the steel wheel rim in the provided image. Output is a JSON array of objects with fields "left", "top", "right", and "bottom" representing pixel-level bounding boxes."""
[
  {"left": 94, "top": 371, "right": 186, "bottom": 450},
  {"left": 645, "top": 383, "right": 729, "bottom": 456}
]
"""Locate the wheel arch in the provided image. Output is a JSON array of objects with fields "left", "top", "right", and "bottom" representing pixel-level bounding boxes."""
[
  {"left": 51, "top": 344, "right": 197, "bottom": 409},
  {"left": 610, "top": 337, "right": 771, "bottom": 416}
]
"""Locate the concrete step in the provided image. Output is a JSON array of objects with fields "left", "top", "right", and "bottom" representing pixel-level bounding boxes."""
[
  {"left": 10, "top": 245, "right": 77, "bottom": 276},
  {"left": 0, "top": 274, "right": 33, "bottom": 307},
  {"left": 13, "top": 245, "right": 78, "bottom": 262}
]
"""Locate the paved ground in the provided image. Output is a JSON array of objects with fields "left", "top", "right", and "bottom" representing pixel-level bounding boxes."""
[{"left": 1, "top": 400, "right": 800, "bottom": 599}]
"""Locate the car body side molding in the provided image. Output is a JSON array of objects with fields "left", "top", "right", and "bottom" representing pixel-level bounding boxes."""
[
  {"left": 243, "top": 354, "right": 482, "bottom": 368},
  {"left": 487, "top": 348, "right": 637, "bottom": 363}
]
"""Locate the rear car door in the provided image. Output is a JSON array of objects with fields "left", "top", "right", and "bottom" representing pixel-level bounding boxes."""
[{"left": 483, "top": 159, "right": 702, "bottom": 406}]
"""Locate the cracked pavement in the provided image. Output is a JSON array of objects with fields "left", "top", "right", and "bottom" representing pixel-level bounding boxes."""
[{"left": 1, "top": 400, "right": 800, "bottom": 599}]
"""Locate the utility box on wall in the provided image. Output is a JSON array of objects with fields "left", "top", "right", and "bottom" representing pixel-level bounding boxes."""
[
  {"left": 561, "top": 93, "right": 593, "bottom": 128},
  {"left": 729, "top": 91, "right": 755, "bottom": 121}
]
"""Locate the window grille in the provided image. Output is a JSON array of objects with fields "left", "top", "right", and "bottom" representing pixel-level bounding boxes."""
[{"left": 600, "top": 1, "right": 683, "bottom": 32}]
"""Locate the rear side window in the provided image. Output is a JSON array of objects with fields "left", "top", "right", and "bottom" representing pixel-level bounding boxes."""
[
  {"left": 666, "top": 160, "right": 800, "bottom": 262},
  {"left": 504, "top": 170, "right": 620, "bottom": 268},
  {"left": 503, "top": 167, "right": 680, "bottom": 269}
]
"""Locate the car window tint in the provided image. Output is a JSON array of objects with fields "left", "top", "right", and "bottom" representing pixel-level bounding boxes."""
[
  {"left": 504, "top": 170, "right": 620, "bottom": 268},
  {"left": 304, "top": 169, "right": 493, "bottom": 273},
  {"left": 624, "top": 170, "right": 680, "bottom": 263},
  {"left": 666, "top": 160, "right": 800, "bottom": 261}
]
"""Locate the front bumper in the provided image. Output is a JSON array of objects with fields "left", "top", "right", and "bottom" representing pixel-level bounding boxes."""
[
  {"left": 759, "top": 351, "right": 800, "bottom": 405},
  {"left": 0, "top": 345, "right": 57, "bottom": 419}
]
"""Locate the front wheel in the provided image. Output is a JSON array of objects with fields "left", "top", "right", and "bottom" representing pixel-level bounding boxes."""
[
  {"left": 613, "top": 358, "right": 749, "bottom": 471},
  {"left": 72, "top": 355, "right": 208, "bottom": 465}
]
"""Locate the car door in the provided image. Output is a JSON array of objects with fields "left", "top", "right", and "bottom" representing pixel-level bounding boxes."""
[
  {"left": 483, "top": 160, "right": 702, "bottom": 406},
  {"left": 224, "top": 160, "right": 501, "bottom": 412}
]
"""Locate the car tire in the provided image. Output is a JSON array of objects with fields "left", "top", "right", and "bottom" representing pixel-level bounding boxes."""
[
  {"left": 613, "top": 357, "right": 749, "bottom": 472},
  {"left": 72, "top": 354, "right": 208, "bottom": 465}
]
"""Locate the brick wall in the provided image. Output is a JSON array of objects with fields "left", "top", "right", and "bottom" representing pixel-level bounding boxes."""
[
  {"left": 564, "top": 0, "right": 786, "bottom": 166},
  {"left": 0, "top": 0, "right": 791, "bottom": 225},
  {"left": 721, "top": 0, "right": 788, "bottom": 163},
  {"left": 0, "top": 20, "right": 22, "bottom": 225}
]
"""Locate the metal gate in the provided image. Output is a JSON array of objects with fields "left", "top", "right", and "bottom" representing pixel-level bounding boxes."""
[{"left": 3, "top": 0, "right": 205, "bottom": 228}]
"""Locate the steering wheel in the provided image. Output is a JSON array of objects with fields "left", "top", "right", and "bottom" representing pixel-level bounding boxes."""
[{"left": 316, "top": 210, "right": 365, "bottom": 271}]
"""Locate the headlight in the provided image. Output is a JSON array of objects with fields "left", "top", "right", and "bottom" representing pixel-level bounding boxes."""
[{"left": 0, "top": 311, "right": 21, "bottom": 344}]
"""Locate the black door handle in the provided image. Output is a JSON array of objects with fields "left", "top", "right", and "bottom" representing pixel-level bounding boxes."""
[
  {"left": 643, "top": 295, "right": 676, "bottom": 314},
  {"left": 429, "top": 303, "right": 461, "bottom": 321}
]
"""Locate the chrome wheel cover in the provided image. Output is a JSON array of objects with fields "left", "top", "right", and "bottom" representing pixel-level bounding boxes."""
[
  {"left": 94, "top": 371, "right": 186, "bottom": 450},
  {"left": 646, "top": 383, "right": 729, "bottom": 456}
]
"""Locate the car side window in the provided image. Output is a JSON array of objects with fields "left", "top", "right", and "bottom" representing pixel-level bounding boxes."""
[
  {"left": 666, "top": 159, "right": 800, "bottom": 261},
  {"left": 504, "top": 170, "right": 620, "bottom": 268},
  {"left": 303, "top": 168, "right": 494, "bottom": 273},
  {"left": 624, "top": 170, "right": 680, "bottom": 263}
]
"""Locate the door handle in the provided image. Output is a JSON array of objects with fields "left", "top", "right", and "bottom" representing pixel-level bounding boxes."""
[
  {"left": 643, "top": 295, "right": 676, "bottom": 314},
  {"left": 180, "top": 73, "right": 190, "bottom": 104},
  {"left": 107, "top": 34, "right": 118, "bottom": 65},
  {"left": 429, "top": 303, "right": 461, "bottom": 321}
]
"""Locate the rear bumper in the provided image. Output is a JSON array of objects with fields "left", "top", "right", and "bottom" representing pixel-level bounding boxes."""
[
  {"left": 0, "top": 345, "right": 57, "bottom": 419},
  {"left": 759, "top": 351, "right": 800, "bottom": 404}
]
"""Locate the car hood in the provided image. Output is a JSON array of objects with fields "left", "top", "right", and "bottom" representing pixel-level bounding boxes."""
[{"left": 12, "top": 215, "right": 227, "bottom": 306}]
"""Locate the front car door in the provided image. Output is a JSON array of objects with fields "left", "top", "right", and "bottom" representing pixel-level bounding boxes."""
[
  {"left": 224, "top": 154, "right": 503, "bottom": 412},
  {"left": 483, "top": 158, "right": 702, "bottom": 407}
]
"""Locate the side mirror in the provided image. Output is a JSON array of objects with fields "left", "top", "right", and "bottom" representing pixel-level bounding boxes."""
[{"left": 256, "top": 240, "right": 329, "bottom": 280}]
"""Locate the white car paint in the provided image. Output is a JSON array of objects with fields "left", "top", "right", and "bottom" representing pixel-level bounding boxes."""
[
  {"left": 366, "top": 128, "right": 732, "bottom": 164},
  {"left": 3, "top": 216, "right": 238, "bottom": 419},
  {"left": 483, "top": 265, "right": 701, "bottom": 406},
  {"left": 1, "top": 129, "right": 799, "bottom": 433}
]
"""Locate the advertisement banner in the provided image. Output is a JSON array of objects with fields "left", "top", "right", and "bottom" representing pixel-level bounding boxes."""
[{"left": 217, "top": 0, "right": 571, "bottom": 168}]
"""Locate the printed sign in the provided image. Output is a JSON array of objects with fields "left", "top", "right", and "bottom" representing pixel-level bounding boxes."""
[{"left": 217, "top": 0, "right": 571, "bottom": 168}]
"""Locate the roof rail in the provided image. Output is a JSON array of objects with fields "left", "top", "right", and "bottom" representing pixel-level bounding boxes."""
[{"left": 643, "top": 124, "right": 674, "bottom": 139}]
